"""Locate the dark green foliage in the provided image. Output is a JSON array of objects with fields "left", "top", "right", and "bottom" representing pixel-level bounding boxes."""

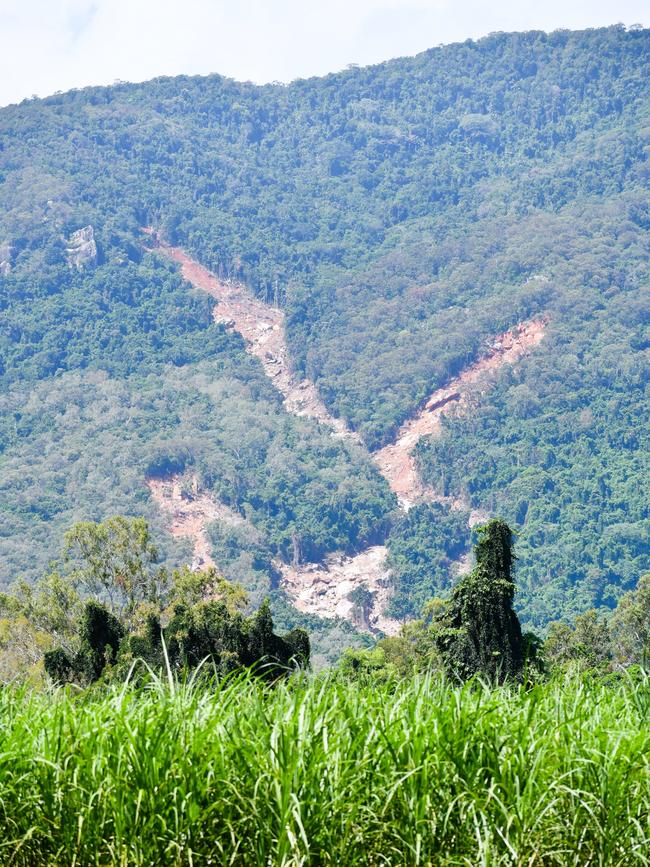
[
  {"left": 436, "top": 519, "right": 524, "bottom": 682},
  {"left": 46, "top": 601, "right": 125, "bottom": 684},
  {"left": 47, "top": 595, "right": 309, "bottom": 686},
  {"left": 347, "top": 585, "right": 374, "bottom": 610},
  {"left": 474, "top": 518, "right": 515, "bottom": 583},
  {"left": 167, "top": 601, "right": 244, "bottom": 674},
  {"left": 386, "top": 502, "right": 470, "bottom": 619},
  {"left": 242, "top": 599, "right": 310, "bottom": 676},
  {"left": 0, "top": 256, "right": 228, "bottom": 385},
  {"left": 0, "top": 336, "right": 393, "bottom": 591},
  {"left": 75, "top": 601, "right": 125, "bottom": 682},
  {"left": 208, "top": 433, "right": 394, "bottom": 564},
  {"left": 246, "top": 599, "right": 275, "bottom": 663},
  {"left": 127, "top": 612, "right": 163, "bottom": 663},
  {"left": 346, "top": 585, "right": 375, "bottom": 628},
  {"left": 128, "top": 598, "right": 310, "bottom": 683},
  {"left": 42, "top": 647, "right": 74, "bottom": 686},
  {"left": 282, "top": 627, "right": 311, "bottom": 669}
]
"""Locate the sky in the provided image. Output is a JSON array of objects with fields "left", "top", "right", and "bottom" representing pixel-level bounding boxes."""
[{"left": 0, "top": 0, "right": 647, "bottom": 107}]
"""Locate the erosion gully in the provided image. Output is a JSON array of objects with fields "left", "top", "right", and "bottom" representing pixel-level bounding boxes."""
[{"left": 143, "top": 230, "right": 546, "bottom": 635}]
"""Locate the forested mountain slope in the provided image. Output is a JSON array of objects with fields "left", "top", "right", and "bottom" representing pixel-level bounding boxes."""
[{"left": 0, "top": 25, "right": 648, "bottom": 632}]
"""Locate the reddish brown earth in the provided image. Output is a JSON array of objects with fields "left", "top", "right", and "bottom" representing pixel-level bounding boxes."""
[
  {"left": 374, "top": 319, "right": 547, "bottom": 508},
  {"left": 143, "top": 231, "right": 547, "bottom": 633},
  {"left": 143, "top": 229, "right": 358, "bottom": 442},
  {"left": 147, "top": 475, "right": 247, "bottom": 571}
]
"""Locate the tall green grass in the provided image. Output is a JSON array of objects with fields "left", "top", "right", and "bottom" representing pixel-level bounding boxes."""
[{"left": 0, "top": 672, "right": 648, "bottom": 865}]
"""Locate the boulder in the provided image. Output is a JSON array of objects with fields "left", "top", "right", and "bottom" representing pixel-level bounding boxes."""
[
  {"left": 66, "top": 225, "right": 97, "bottom": 269},
  {"left": 0, "top": 241, "right": 12, "bottom": 276}
]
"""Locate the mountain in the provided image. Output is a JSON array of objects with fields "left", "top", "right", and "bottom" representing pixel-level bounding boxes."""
[{"left": 0, "top": 25, "right": 648, "bottom": 650}]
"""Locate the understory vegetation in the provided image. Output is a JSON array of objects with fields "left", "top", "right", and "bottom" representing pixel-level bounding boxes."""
[{"left": 1, "top": 673, "right": 648, "bottom": 866}]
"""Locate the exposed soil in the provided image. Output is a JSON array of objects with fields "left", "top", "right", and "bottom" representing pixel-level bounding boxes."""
[
  {"left": 143, "top": 230, "right": 358, "bottom": 442},
  {"left": 147, "top": 475, "right": 246, "bottom": 571},
  {"left": 373, "top": 319, "right": 546, "bottom": 508},
  {"left": 143, "top": 231, "right": 547, "bottom": 635},
  {"left": 278, "top": 546, "right": 400, "bottom": 636}
]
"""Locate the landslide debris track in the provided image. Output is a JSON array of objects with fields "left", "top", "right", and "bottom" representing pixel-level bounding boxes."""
[
  {"left": 375, "top": 319, "right": 547, "bottom": 509},
  {"left": 148, "top": 475, "right": 247, "bottom": 571},
  {"left": 143, "top": 229, "right": 358, "bottom": 443},
  {"left": 144, "top": 231, "right": 546, "bottom": 634},
  {"left": 280, "top": 546, "right": 397, "bottom": 636}
]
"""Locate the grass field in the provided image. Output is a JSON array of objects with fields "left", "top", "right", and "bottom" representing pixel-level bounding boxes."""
[{"left": 0, "top": 671, "right": 648, "bottom": 865}]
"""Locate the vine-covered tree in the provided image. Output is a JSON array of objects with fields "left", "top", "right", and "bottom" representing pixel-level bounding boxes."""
[
  {"left": 45, "top": 600, "right": 125, "bottom": 684},
  {"left": 436, "top": 519, "right": 524, "bottom": 682}
]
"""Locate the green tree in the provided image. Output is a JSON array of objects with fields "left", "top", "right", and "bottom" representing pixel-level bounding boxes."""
[
  {"left": 545, "top": 609, "right": 612, "bottom": 672},
  {"left": 76, "top": 601, "right": 125, "bottom": 682},
  {"left": 610, "top": 574, "right": 650, "bottom": 668},
  {"left": 64, "top": 517, "right": 164, "bottom": 621},
  {"left": 0, "top": 570, "right": 81, "bottom": 653},
  {"left": 167, "top": 564, "right": 248, "bottom": 613},
  {"left": 0, "top": 571, "right": 83, "bottom": 682},
  {"left": 436, "top": 519, "right": 524, "bottom": 682},
  {"left": 42, "top": 647, "right": 75, "bottom": 685},
  {"left": 543, "top": 621, "right": 574, "bottom": 669},
  {"left": 44, "top": 600, "right": 125, "bottom": 685}
]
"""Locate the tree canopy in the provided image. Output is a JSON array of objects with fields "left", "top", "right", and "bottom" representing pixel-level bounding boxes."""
[{"left": 0, "top": 517, "right": 309, "bottom": 685}]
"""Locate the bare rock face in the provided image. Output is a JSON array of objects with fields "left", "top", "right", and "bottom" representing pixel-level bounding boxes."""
[
  {"left": 0, "top": 241, "right": 12, "bottom": 276},
  {"left": 66, "top": 226, "right": 97, "bottom": 269}
]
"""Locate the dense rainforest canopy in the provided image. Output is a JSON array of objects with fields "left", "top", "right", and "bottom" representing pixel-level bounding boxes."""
[{"left": 0, "top": 25, "right": 648, "bottom": 637}]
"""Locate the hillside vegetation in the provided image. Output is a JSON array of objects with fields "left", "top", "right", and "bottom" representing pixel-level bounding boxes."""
[{"left": 0, "top": 25, "right": 648, "bottom": 629}]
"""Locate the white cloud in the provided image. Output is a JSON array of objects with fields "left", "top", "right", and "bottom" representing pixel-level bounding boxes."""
[{"left": 0, "top": 0, "right": 646, "bottom": 106}]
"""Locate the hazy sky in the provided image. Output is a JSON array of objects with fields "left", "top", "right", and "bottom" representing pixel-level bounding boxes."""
[{"left": 0, "top": 0, "right": 646, "bottom": 107}]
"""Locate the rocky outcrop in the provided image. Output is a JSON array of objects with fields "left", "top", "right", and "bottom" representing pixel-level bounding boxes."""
[
  {"left": 66, "top": 226, "right": 97, "bottom": 269},
  {"left": 278, "top": 546, "right": 400, "bottom": 636},
  {"left": 0, "top": 241, "right": 12, "bottom": 276}
]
